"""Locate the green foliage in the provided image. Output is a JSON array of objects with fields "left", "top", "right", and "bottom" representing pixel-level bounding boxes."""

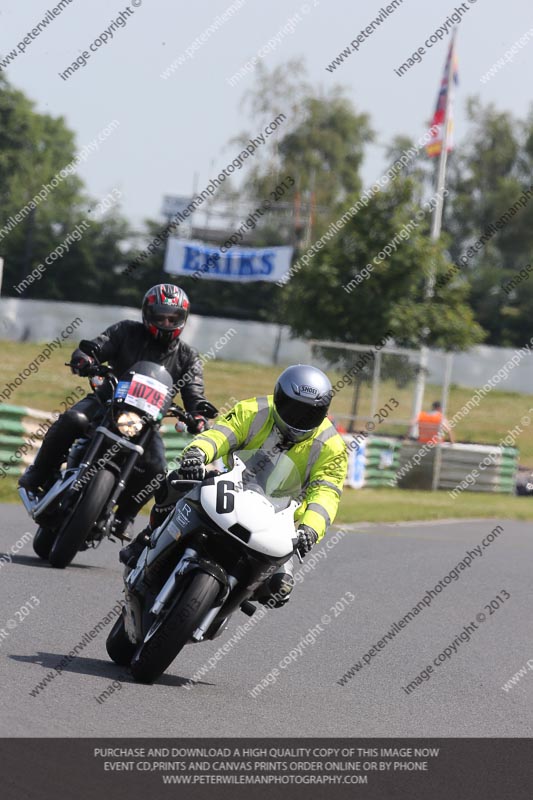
[
  {"left": 236, "top": 60, "right": 373, "bottom": 226},
  {"left": 202, "top": 61, "right": 375, "bottom": 320},
  {"left": 445, "top": 98, "right": 533, "bottom": 346},
  {"left": 0, "top": 73, "right": 130, "bottom": 303},
  {"left": 282, "top": 179, "right": 485, "bottom": 350},
  {"left": 276, "top": 90, "right": 373, "bottom": 209}
]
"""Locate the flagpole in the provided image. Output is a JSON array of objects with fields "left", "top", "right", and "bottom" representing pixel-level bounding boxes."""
[
  {"left": 410, "top": 29, "right": 458, "bottom": 452},
  {"left": 428, "top": 26, "right": 458, "bottom": 283}
]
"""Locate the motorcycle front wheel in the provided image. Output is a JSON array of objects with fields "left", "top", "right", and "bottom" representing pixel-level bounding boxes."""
[
  {"left": 32, "top": 526, "right": 56, "bottom": 560},
  {"left": 106, "top": 611, "right": 137, "bottom": 666},
  {"left": 48, "top": 469, "right": 115, "bottom": 569},
  {"left": 130, "top": 571, "right": 220, "bottom": 684}
]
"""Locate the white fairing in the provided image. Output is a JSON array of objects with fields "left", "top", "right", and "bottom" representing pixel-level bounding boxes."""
[{"left": 200, "top": 454, "right": 297, "bottom": 559}]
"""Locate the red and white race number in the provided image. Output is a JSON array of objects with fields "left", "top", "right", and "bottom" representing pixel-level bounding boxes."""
[{"left": 125, "top": 374, "right": 168, "bottom": 418}]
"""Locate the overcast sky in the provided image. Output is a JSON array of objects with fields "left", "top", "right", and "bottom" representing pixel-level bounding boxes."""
[{"left": 1, "top": 0, "right": 532, "bottom": 230}]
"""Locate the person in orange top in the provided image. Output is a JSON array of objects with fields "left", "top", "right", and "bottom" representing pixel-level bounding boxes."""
[
  {"left": 413, "top": 401, "right": 455, "bottom": 445},
  {"left": 328, "top": 414, "right": 348, "bottom": 435}
]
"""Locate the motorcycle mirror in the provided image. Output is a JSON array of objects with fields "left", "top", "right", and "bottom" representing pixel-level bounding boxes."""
[
  {"left": 195, "top": 400, "right": 219, "bottom": 419},
  {"left": 78, "top": 340, "right": 101, "bottom": 363}
]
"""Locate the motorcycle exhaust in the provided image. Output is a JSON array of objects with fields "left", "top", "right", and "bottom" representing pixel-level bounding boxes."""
[
  {"left": 29, "top": 473, "right": 78, "bottom": 518},
  {"left": 18, "top": 487, "right": 36, "bottom": 516}
]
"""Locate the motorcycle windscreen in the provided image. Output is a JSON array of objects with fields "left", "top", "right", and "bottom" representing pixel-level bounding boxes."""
[
  {"left": 114, "top": 361, "right": 174, "bottom": 420},
  {"left": 235, "top": 449, "right": 302, "bottom": 511}
]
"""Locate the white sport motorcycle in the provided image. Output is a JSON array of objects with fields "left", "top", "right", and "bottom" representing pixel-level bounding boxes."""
[{"left": 106, "top": 449, "right": 301, "bottom": 683}]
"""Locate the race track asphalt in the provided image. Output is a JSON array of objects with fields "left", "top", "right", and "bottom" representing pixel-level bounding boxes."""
[{"left": 0, "top": 504, "right": 531, "bottom": 737}]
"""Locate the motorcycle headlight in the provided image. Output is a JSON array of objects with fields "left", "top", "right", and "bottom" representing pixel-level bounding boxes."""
[{"left": 116, "top": 411, "right": 144, "bottom": 438}]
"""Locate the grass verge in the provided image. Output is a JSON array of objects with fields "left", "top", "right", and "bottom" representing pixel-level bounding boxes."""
[{"left": 335, "top": 487, "right": 533, "bottom": 524}]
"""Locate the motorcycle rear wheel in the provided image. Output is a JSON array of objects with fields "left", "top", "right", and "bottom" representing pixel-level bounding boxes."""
[
  {"left": 130, "top": 571, "right": 220, "bottom": 684},
  {"left": 48, "top": 469, "right": 115, "bottom": 569}
]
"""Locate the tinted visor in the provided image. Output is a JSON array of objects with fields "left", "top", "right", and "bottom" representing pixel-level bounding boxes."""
[
  {"left": 275, "top": 387, "right": 327, "bottom": 431},
  {"left": 146, "top": 306, "right": 188, "bottom": 331}
]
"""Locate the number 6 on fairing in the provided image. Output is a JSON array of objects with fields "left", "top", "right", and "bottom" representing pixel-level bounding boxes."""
[{"left": 216, "top": 481, "right": 235, "bottom": 514}]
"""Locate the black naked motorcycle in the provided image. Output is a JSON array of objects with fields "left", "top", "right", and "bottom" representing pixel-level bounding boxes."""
[{"left": 19, "top": 354, "right": 217, "bottom": 569}]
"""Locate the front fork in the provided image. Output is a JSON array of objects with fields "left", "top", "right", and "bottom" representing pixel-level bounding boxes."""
[
  {"left": 125, "top": 544, "right": 232, "bottom": 645},
  {"left": 79, "top": 425, "right": 154, "bottom": 529}
]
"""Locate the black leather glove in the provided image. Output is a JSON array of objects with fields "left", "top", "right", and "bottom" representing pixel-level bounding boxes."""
[
  {"left": 71, "top": 352, "right": 94, "bottom": 376},
  {"left": 296, "top": 525, "right": 318, "bottom": 558},
  {"left": 187, "top": 414, "right": 208, "bottom": 434},
  {"left": 179, "top": 447, "right": 207, "bottom": 480}
]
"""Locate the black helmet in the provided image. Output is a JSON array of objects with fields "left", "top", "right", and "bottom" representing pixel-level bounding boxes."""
[
  {"left": 142, "top": 284, "right": 190, "bottom": 344},
  {"left": 273, "top": 365, "right": 332, "bottom": 443}
]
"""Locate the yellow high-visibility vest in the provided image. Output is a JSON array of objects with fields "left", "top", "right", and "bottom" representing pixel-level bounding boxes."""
[{"left": 186, "top": 395, "right": 348, "bottom": 540}]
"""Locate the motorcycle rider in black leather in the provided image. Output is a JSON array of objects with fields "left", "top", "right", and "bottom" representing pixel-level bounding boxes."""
[{"left": 18, "top": 284, "right": 208, "bottom": 539}]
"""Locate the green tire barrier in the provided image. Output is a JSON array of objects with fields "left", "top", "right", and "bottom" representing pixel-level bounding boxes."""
[
  {"left": 343, "top": 435, "right": 402, "bottom": 489},
  {"left": 396, "top": 441, "right": 519, "bottom": 494},
  {"left": 343, "top": 434, "right": 519, "bottom": 493}
]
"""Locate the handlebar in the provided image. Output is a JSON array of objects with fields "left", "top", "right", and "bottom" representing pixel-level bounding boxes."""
[
  {"left": 167, "top": 405, "right": 192, "bottom": 423},
  {"left": 166, "top": 400, "right": 218, "bottom": 434},
  {"left": 65, "top": 363, "right": 116, "bottom": 408},
  {"left": 88, "top": 364, "right": 113, "bottom": 378},
  {"left": 168, "top": 477, "right": 201, "bottom": 490},
  {"left": 166, "top": 405, "right": 203, "bottom": 434},
  {"left": 65, "top": 361, "right": 114, "bottom": 381}
]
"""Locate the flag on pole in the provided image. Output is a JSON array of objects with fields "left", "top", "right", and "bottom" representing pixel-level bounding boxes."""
[{"left": 426, "top": 36, "right": 459, "bottom": 158}]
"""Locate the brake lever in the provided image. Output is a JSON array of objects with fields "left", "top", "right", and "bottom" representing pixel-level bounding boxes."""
[
  {"left": 167, "top": 405, "right": 197, "bottom": 433},
  {"left": 293, "top": 539, "right": 304, "bottom": 563},
  {"left": 64, "top": 360, "right": 107, "bottom": 377}
]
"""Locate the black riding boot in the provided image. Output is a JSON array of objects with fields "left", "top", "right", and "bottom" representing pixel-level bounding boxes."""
[
  {"left": 18, "top": 407, "right": 90, "bottom": 493},
  {"left": 118, "top": 501, "right": 174, "bottom": 567}
]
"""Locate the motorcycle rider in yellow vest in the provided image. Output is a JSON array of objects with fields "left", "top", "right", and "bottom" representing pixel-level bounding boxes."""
[{"left": 120, "top": 365, "right": 348, "bottom": 607}]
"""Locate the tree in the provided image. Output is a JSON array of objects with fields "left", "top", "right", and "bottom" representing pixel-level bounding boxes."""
[
  {"left": 174, "top": 60, "right": 374, "bottom": 322},
  {"left": 444, "top": 98, "right": 533, "bottom": 346},
  {"left": 282, "top": 178, "right": 485, "bottom": 350},
  {"left": 235, "top": 60, "right": 374, "bottom": 229},
  {"left": 0, "top": 74, "right": 131, "bottom": 305}
]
